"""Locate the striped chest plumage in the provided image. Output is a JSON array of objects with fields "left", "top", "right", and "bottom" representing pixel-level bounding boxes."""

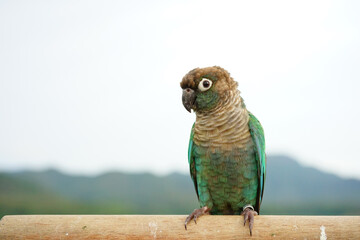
[{"left": 191, "top": 90, "right": 259, "bottom": 214}]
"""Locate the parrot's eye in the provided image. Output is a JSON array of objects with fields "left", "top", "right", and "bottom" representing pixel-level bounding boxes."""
[{"left": 198, "top": 78, "right": 212, "bottom": 92}]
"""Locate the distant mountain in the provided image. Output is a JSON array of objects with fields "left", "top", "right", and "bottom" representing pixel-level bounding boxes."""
[
  {"left": 261, "top": 155, "right": 360, "bottom": 215},
  {"left": 1, "top": 155, "right": 359, "bottom": 218}
]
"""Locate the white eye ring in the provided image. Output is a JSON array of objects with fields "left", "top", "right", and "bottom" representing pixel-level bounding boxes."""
[{"left": 198, "top": 78, "right": 213, "bottom": 92}]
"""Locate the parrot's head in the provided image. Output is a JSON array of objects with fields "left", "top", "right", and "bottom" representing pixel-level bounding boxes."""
[{"left": 180, "top": 66, "right": 238, "bottom": 113}]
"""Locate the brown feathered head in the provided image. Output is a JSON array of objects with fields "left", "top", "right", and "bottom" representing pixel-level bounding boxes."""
[{"left": 180, "top": 66, "right": 238, "bottom": 112}]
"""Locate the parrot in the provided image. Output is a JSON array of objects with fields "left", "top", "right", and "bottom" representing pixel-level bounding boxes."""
[{"left": 180, "top": 66, "right": 266, "bottom": 236}]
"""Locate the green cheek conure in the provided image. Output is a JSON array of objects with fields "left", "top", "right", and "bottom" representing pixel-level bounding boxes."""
[{"left": 181, "top": 66, "right": 266, "bottom": 236}]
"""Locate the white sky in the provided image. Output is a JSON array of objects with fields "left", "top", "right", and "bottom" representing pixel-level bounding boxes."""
[{"left": 0, "top": 0, "right": 359, "bottom": 179}]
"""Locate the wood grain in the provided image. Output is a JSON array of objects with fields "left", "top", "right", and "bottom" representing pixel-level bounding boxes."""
[{"left": 0, "top": 215, "right": 359, "bottom": 239}]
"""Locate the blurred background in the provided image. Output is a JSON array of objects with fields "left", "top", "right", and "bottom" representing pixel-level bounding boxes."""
[{"left": 1, "top": 0, "right": 359, "bottom": 218}]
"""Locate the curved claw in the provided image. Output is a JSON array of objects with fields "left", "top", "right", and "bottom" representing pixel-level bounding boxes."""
[
  {"left": 243, "top": 211, "right": 249, "bottom": 226},
  {"left": 242, "top": 206, "right": 258, "bottom": 236},
  {"left": 184, "top": 206, "right": 210, "bottom": 230}
]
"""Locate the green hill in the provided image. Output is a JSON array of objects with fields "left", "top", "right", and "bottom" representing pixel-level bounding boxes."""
[
  {"left": 261, "top": 155, "right": 360, "bottom": 215},
  {"left": 1, "top": 155, "right": 359, "bottom": 218}
]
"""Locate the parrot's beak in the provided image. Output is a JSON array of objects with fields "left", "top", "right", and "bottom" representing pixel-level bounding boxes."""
[{"left": 182, "top": 88, "right": 196, "bottom": 113}]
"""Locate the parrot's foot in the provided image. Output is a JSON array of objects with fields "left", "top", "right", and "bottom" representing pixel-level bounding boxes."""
[
  {"left": 241, "top": 205, "right": 258, "bottom": 236},
  {"left": 184, "top": 206, "right": 210, "bottom": 230}
]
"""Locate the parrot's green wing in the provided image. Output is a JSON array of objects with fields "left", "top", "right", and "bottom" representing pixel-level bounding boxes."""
[
  {"left": 188, "top": 123, "right": 199, "bottom": 200},
  {"left": 248, "top": 112, "right": 266, "bottom": 213}
]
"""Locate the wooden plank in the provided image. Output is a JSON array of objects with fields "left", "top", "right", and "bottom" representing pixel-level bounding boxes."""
[{"left": 0, "top": 215, "right": 359, "bottom": 239}]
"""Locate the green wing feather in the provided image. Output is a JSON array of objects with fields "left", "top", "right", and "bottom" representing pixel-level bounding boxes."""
[
  {"left": 248, "top": 112, "right": 266, "bottom": 212},
  {"left": 188, "top": 115, "right": 266, "bottom": 212},
  {"left": 188, "top": 123, "right": 199, "bottom": 199}
]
